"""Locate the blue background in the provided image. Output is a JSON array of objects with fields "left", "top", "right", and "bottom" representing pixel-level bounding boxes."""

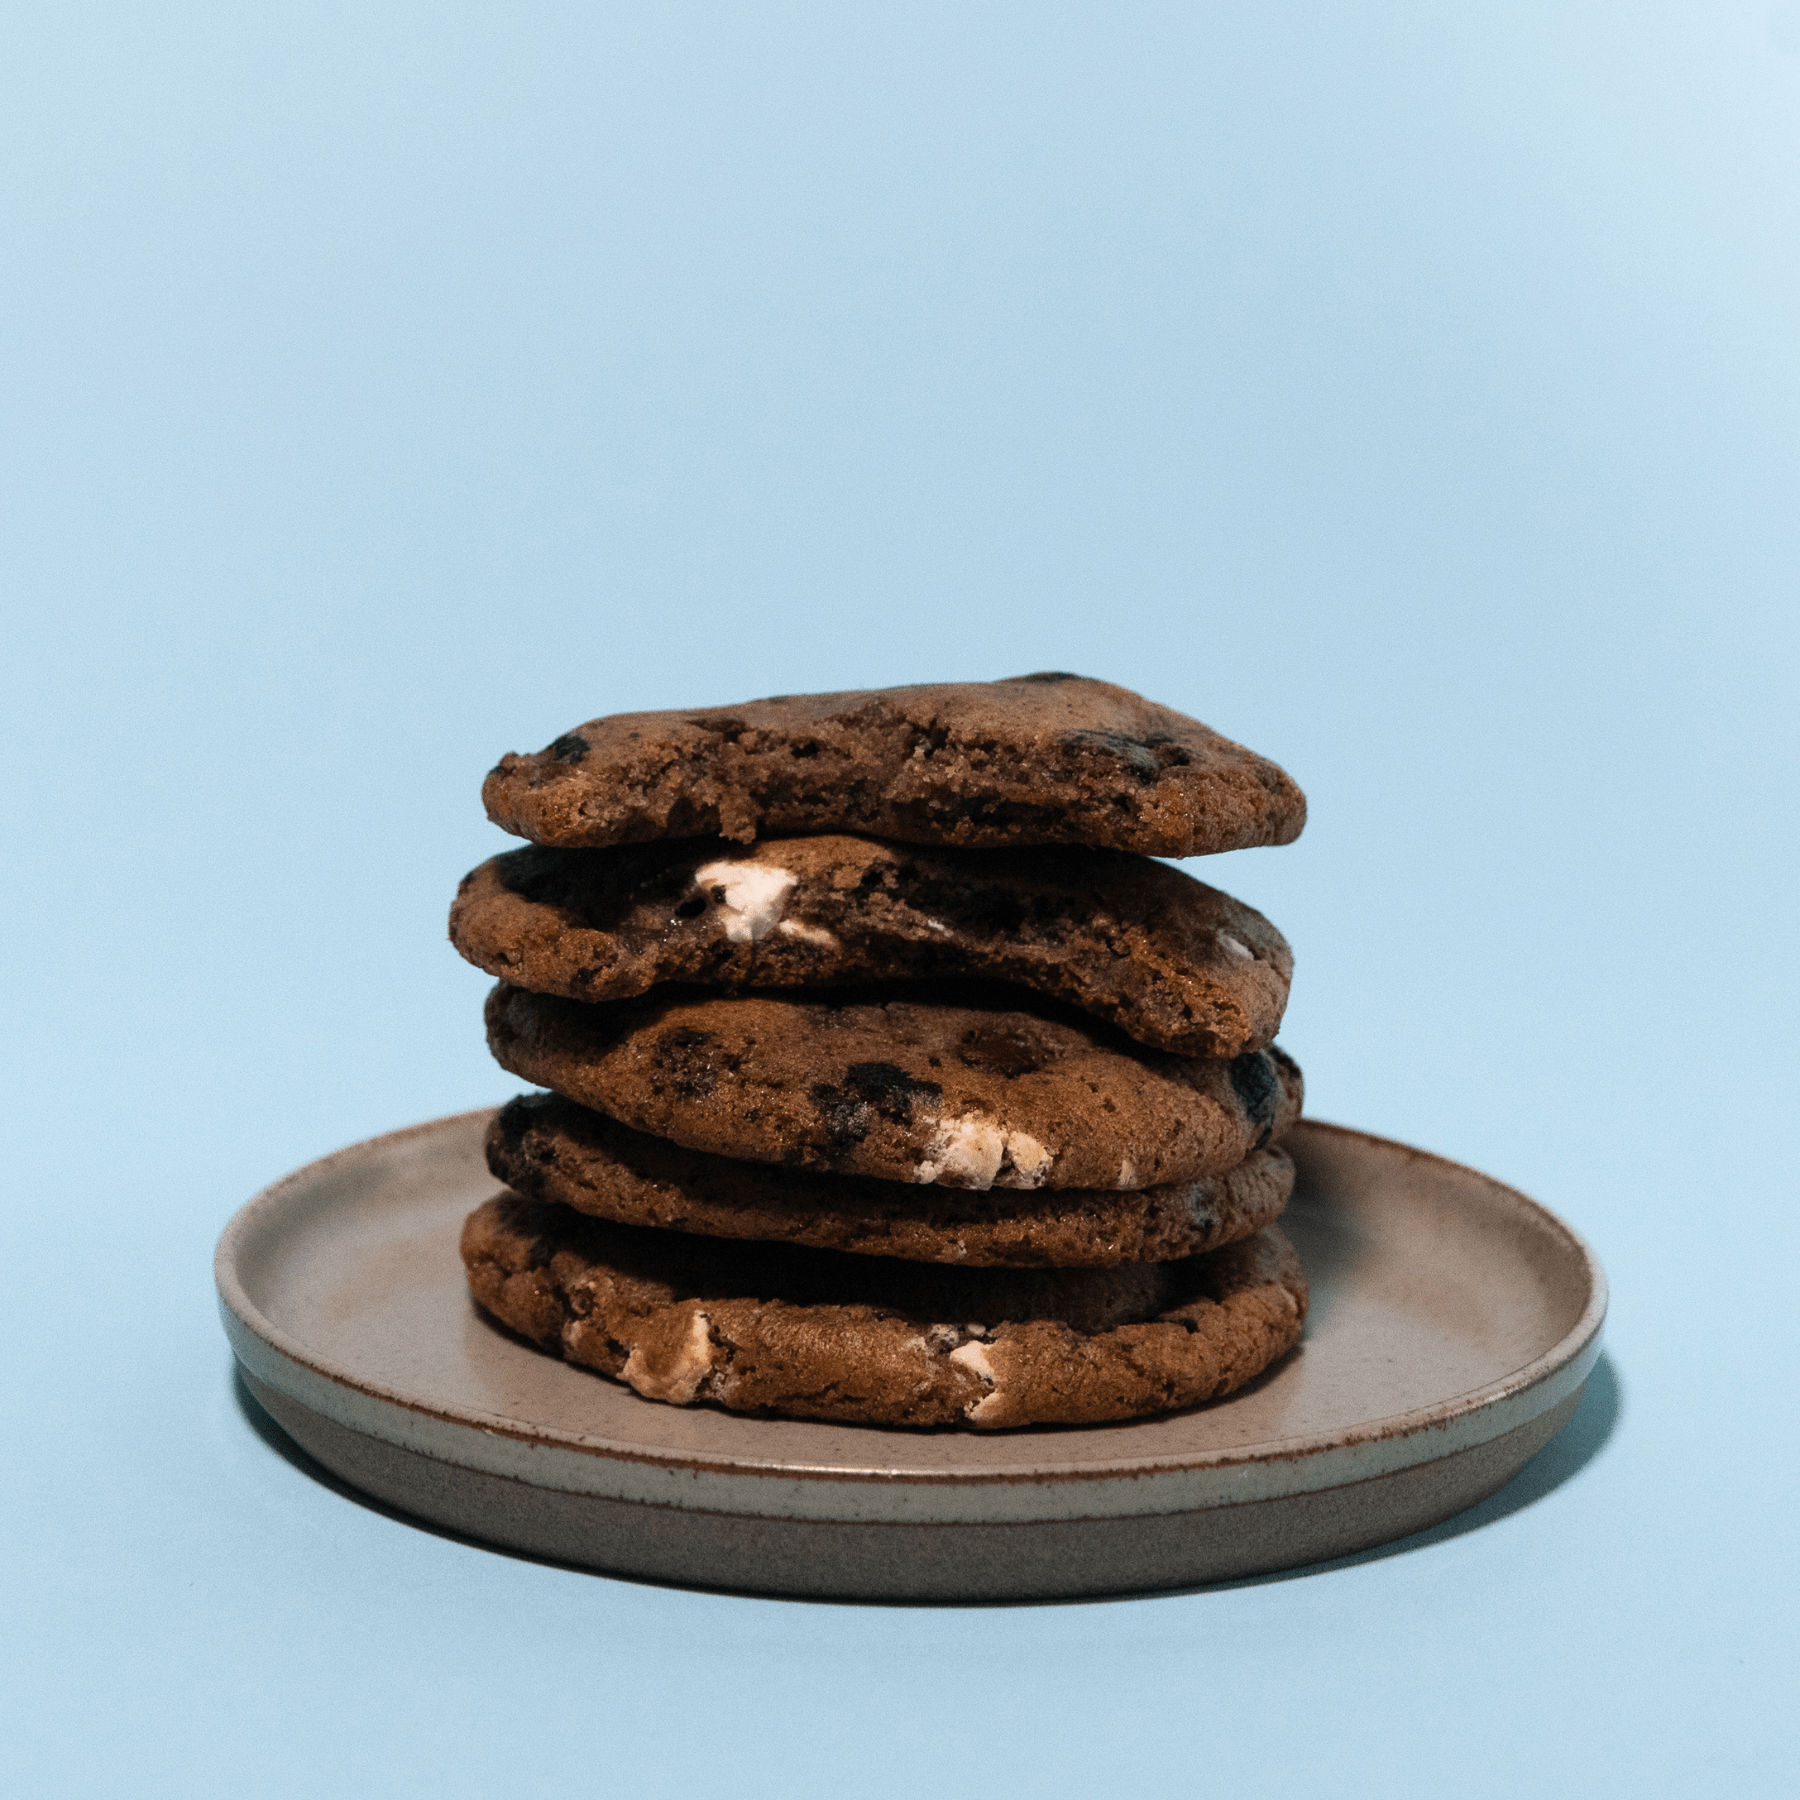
[{"left": 4, "top": 4, "right": 1796, "bottom": 1793}]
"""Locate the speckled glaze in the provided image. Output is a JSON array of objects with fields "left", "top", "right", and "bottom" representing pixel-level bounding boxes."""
[{"left": 215, "top": 1112, "right": 1605, "bottom": 1600}]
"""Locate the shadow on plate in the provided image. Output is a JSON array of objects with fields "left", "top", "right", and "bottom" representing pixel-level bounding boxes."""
[{"left": 231, "top": 1349, "right": 1622, "bottom": 1609}]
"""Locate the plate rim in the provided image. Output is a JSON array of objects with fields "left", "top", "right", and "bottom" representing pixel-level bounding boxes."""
[{"left": 215, "top": 1108, "right": 1608, "bottom": 1506}]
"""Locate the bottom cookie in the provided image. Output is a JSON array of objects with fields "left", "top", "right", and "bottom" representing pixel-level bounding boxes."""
[{"left": 462, "top": 1194, "right": 1308, "bottom": 1430}]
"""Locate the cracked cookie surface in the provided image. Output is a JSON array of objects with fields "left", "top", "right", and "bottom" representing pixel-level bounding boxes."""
[
  {"left": 481, "top": 674, "right": 1306, "bottom": 858},
  {"left": 462, "top": 1193, "right": 1308, "bottom": 1429},
  {"left": 452, "top": 835, "right": 1292, "bottom": 1057},
  {"left": 484, "top": 982, "right": 1302, "bottom": 1191},
  {"left": 486, "top": 1091, "right": 1295, "bottom": 1268}
]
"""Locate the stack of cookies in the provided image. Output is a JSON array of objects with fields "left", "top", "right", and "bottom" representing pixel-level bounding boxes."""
[{"left": 451, "top": 674, "right": 1310, "bottom": 1430}]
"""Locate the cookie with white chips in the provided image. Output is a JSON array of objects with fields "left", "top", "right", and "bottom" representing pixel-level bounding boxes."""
[
  {"left": 462, "top": 1192, "right": 1308, "bottom": 1429},
  {"left": 484, "top": 982, "right": 1303, "bottom": 1192},
  {"left": 451, "top": 835, "right": 1291, "bottom": 1057},
  {"left": 486, "top": 1091, "right": 1296, "bottom": 1268}
]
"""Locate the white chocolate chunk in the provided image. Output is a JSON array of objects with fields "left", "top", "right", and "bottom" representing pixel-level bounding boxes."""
[
  {"left": 621, "top": 1310, "right": 715, "bottom": 1403},
  {"left": 916, "top": 1115, "right": 1007, "bottom": 1187},
  {"left": 997, "top": 1131, "right": 1053, "bottom": 1189},
  {"left": 965, "top": 1391, "right": 1006, "bottom": 1424},
  {"left": 916, "top": 1114, "right": 1058, "bottom": 1189},
  {"left": 692, "top": 861, "right": 796, "bottom": 943},
  {"left": 950, "top": 1341, "right": 1005, "bottom": 1423},
  {"left": 1219, "top": 931, "right": 1254, "bottom": 961},
  {"left": 776, "top": 917, "right": 838, "bottom": 948}
]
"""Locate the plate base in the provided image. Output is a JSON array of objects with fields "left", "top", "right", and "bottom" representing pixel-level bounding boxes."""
[
  {"left": 244, "top": 1370, "right": 1583, "bottom": 1600},
  {"left": 218, "top": 1112, "right": 1606, "bottom": 1602}
]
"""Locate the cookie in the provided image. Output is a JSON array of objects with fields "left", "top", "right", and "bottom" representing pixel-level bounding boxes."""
[
  {"left": 484, "top": 983, "right": 1303, "bottom": 1190},
  {"left": 462, "top": 1193, "right": 1308, "bottom": 1429},
  {"left": 487, "top": 1092, "right": 1296, "bottom": 1268},
  {"left": 481, "top": 674, "right": 1305, "bottom": 858},
  {"left": 452, "top": 835, "right": 1292, "bottom": 1057}
]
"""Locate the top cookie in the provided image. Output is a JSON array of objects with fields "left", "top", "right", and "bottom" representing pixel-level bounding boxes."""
[{"left": 482, "top": 674, "right": 1306, "bottom": 857}]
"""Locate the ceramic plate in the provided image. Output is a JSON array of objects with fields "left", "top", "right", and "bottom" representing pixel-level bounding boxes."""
[{"left": 216, "top": 1112, "right": 1605, "bottom": 1601}]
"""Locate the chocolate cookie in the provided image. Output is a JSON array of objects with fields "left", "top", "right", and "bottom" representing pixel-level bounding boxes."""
[
  {"left": 482, "top": 675, "right": 1305, "bottom": 858},
  {"left": 485, "top": 983, "right": 1303, "bottom": 1190},
  {"left": 487, "top": 1092, "right": 1295, "bottom": 1268},
  {"left": 462, "top": 1193, "right": 1308, "bottom": 1429},
  {"left": 452, "top": 836, "right": 1293, "bottom": 1057}
]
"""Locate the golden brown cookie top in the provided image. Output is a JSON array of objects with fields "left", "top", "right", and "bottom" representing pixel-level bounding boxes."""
[{"left": 481, "top": 674, "right": 1305, "bottom": 857}]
